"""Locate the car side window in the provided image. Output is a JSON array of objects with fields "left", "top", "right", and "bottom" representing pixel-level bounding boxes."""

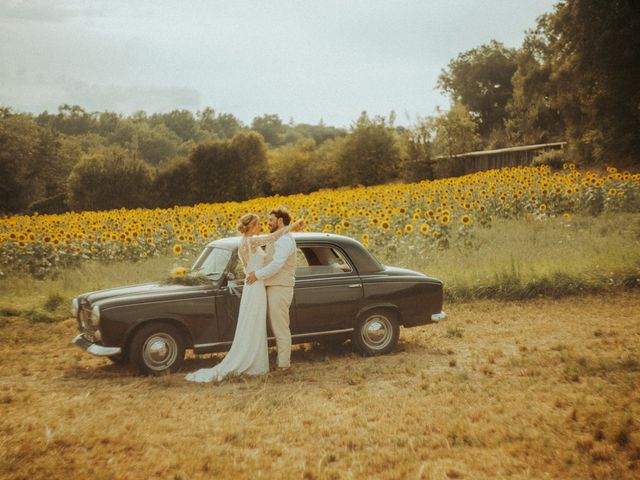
[{"left": 295, "top": 246, "right": 353, "bottom": 277}]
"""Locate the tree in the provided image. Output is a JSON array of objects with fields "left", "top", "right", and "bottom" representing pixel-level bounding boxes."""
[
  {"left": 438, "top": 40, "right": 518, "bottom": 140},
  {"left": 400, "top": 117, "right": 435, "bottom": 181},
  {"left": 189, "top": 132, "right": 269, "bottom": 203},
  {"left": 152, "top": 157, "right": 193, "bottom": 208},
  {"left": 229, "top": 131, "right": 270, "bottom": 199},
  {"left": 336, "top": 112, "right": 401, "bottom": 186},
  {"left": 288, "top": 122, "right": 346, "bottom": 146},
  {"left": 136, "top": 124, "right": 181, "bottom": 165},
  {"left": 547, "top": 0, "right": 640, "bottom": 165},
  {"left": 251, "top": 114, "right": 285, "bottom": 146},
  {"left": 67, "top": 147, "right": 154, "bottom": 211},
  {"left": 505, "top": 13, "right": 565, "bottom": 145},
  {"left": 151, "top": 110, "right": 196, "bottom": 141},
  {"left": 431, "top": 103, "right": 482, "bottom": 158},
  {"left": 197, "top": 108, "right": 243, "bottom": 139},
  {"left": 0, "top": 113, "right": 39, "bottom": 213},
  {"left": 50, "top": 104, "right": 98, "bottom": 136},
  {"left": 0, "top": 112, "right": 75, "bottom": 214}
]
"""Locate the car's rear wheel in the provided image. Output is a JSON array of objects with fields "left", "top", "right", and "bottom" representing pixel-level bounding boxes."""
[
  {"left": 129, "top": 322, "right": 185, "bottom": 375},
  {"left": 352, "top": 309, "right": 399, "bottom": 356}
]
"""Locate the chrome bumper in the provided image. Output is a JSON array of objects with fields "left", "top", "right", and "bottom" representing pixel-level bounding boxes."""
[
  {"left": 431, "top": 311, "right": 447, "bottom": 322},
  {"left": 72, "top": 334, "right": 122, "bottom": 357}
]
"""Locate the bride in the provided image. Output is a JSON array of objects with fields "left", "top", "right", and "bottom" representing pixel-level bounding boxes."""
[{"left": 185, "top": 213, "right": 302, "bottom": 383}]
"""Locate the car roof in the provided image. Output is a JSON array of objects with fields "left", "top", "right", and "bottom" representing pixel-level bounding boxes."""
[
  {"left": 206, "top": 232, "right": 383, "bottom": 274},
  {"left": 208, "top": 232, "right": 354, "bottom": 248}
]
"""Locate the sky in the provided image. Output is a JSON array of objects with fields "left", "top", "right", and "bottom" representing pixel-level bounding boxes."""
[{"left": 0, "top": 0, "right": 558, "bottom": 128}]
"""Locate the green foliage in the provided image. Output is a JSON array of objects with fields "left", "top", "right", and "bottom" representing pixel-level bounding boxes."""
[
  {"left": 268, "top": 138, "right": 340, "bottom": 194},
  {"left": 337, "top": 112, "right": 401, "bottom": 186},
  {"left": 288, "top": 122, "right": 346, "bottom": 146},
  {"left": 400, "top": 119, "right": 435, "bottom": 182},
  {"left": 438, "top": 40, "right": 518, "bottom": 140},
  {"left": 67, "top": 147, "right": 154, "bottom": 211},
  {"left": 431, "top": 103, "right": 482, "bottom": 158},
  {"left": 0, "top": 111, "right": 75, "bottom": 214},
  {"left": 548, "top": 0, "right": 640, "bottom": 165},
  {"left": 26, "top": 193, "right": 68, "bottom": 215},
  {"left": 505, "top": 14, "right": 565, "bottom": 145},
  {"left": 136, "top": 123, "right": 181, "bottom": 165},
  {"left": 189, "top": 131, "right": 269, "bottom": 203},
  {"left": 531, "top": 149, "right": 565, "bottom": 170},
  {"left": 36, "top": 104, "right": 98, "bottom": 136},
  {"left": 150, "top": 110, "right": 196, "bottom": 141},
  {"left": 153, "top": 157, "right": 193, "bottom": 208},
  {"left": 197, "top": 108, "right": 243, "bottom": 139},
  {"left": 251, "top": 114, "right": 286, "bottom": 146}
]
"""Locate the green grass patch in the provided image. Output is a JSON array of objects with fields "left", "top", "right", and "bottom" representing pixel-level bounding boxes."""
[{"left": 379, "top": 211, "right": 640, "bottom": 302}]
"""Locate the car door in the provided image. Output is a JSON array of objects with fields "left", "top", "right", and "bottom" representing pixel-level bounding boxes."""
[{"left": 292, "top": 243, "right": 363, "bottom": 334}]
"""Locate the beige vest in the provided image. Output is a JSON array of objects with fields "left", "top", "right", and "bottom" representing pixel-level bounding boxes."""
[{"left": 263, "top": 235, "right": 296, "bottom": 287}]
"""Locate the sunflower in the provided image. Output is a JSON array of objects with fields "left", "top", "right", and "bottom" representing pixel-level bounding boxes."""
[
  {"left": 461, "top": 214, "right": 472, "bottom": 225},
  {"left": 171, "top": 267, "right": 188, "bottom": 277},
  {"left": 539, "top": 204, "right": 547, "bottom": 211},
  {"left": 440, "top": 215, "right": 450, "bottom": 225},
  {"left": 380, "top": 221, "right": 390, "bottom": 231},
  {"left": 173, "top": 244, "right": 183, "bottom": 255},
  {"left": 563, "top": 213, "right": 571, "bottom": 220},
  {"left": 420, "top": 223, "right": 430, "bottom": 235},
  {"left": 404, "top": 224, "right": 414, "bottom": 234}
]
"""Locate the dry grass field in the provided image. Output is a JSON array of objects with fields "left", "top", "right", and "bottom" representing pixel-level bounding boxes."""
[{"left": 1, "top": 292, "right": 639, "bottom": 480}]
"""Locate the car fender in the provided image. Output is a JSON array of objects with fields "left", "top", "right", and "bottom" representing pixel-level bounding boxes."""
[
  {"left": 356, "top": 302, "right": 403, "bottom": 324},
  {"left": 123, "top": 315, "right": 195, "bottom": 351}
]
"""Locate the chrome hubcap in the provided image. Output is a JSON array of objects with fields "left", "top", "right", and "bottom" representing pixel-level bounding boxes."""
[
  {"left": 143, "top": 333, "right": 177, "bottom": 371},
  {"left": 361, "top": 315, "right": 392, "bottom": 350}
]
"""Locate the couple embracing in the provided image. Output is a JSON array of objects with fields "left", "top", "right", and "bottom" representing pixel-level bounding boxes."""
[{"left": 186, "top": 207, "right": 303, "bottom": 383}]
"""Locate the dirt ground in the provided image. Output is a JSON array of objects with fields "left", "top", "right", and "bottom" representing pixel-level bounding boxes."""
[{"left": 1, "top": 292, "right": 639, "bottom": 479}]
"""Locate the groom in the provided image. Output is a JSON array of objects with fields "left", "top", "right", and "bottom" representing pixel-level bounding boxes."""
[{"left": 246, "top": 207, "right": 297, "bottom": 374}]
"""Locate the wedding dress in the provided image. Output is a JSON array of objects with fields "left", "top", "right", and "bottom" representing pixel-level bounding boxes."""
[{"left": 185, "top": 226, "right": 293, "bottom": 383}]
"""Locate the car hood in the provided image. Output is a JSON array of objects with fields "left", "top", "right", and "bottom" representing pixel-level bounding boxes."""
[{"left": 81, "top": 282, "right": 215, "bottom": 309}]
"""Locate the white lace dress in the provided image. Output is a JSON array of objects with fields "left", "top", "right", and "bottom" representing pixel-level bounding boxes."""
[{"left": 185, "top": 226, "right": 292, "bottom": 383}]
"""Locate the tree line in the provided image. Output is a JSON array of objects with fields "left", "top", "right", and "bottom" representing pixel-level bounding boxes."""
[{"left": 1, "top": 0, "right": 637, "bottom": 215}]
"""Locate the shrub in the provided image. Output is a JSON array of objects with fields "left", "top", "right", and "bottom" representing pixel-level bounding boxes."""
[{"left": 532, "top": 149, "right": 565, "bottom": 170}]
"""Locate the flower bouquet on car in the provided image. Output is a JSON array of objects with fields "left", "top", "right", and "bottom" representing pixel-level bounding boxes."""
[{"left": 162, "top": 266, "right": 211, "bottom": 286}]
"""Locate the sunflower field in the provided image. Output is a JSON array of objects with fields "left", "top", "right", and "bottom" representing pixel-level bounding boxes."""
[{"left": 1, "top": 164, "right": 639, "bottom": 279}]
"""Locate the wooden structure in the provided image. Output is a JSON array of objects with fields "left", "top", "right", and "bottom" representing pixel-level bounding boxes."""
[{"left": 432, "top": 142, "right": 566, "bottom": 179}]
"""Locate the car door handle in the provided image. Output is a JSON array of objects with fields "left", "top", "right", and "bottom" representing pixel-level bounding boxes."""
[{"left": 348, "top": 284, "right": 361, "bottom": 288}]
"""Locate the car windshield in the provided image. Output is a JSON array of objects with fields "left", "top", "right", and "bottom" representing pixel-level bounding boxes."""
[{"left": 190, "top": 247, "right": 233, "bottom": 280}]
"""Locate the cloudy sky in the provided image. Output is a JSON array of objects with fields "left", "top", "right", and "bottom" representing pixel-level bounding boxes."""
[{"left": 0, "top": 0, "right": 557, "bottom": 127}]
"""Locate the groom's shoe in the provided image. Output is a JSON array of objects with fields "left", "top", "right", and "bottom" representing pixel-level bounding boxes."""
[{"left": 272, "top": 366, "right": 292, "bottom": 376}]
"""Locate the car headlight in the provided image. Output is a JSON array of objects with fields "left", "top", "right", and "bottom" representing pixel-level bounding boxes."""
[
  {"left": 90, "top": 305, "right": 101, "bottom": 326},
  {"left": 70, "top": 298, "right": 79, "bottom": 317}
]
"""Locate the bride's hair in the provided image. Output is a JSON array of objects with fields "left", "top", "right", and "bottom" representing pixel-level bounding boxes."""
[{"left": 237, "top": 213, "right": 259, "bottom": 234}]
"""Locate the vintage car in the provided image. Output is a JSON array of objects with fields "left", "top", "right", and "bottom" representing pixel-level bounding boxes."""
[{"left": 72, "top": 233, "right": 446, "bottom": 375}]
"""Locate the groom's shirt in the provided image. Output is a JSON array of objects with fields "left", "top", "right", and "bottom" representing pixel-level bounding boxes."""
[{"left": 255, "top": 233, "right": 296, "bottom": 287}]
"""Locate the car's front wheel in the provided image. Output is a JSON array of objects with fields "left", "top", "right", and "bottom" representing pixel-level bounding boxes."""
[
  {"left": 129, "top": 322, "right": 185, "bottom": 375},
  {"left": 352, "top": 309, "right": 399, "bottom": 356}
]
